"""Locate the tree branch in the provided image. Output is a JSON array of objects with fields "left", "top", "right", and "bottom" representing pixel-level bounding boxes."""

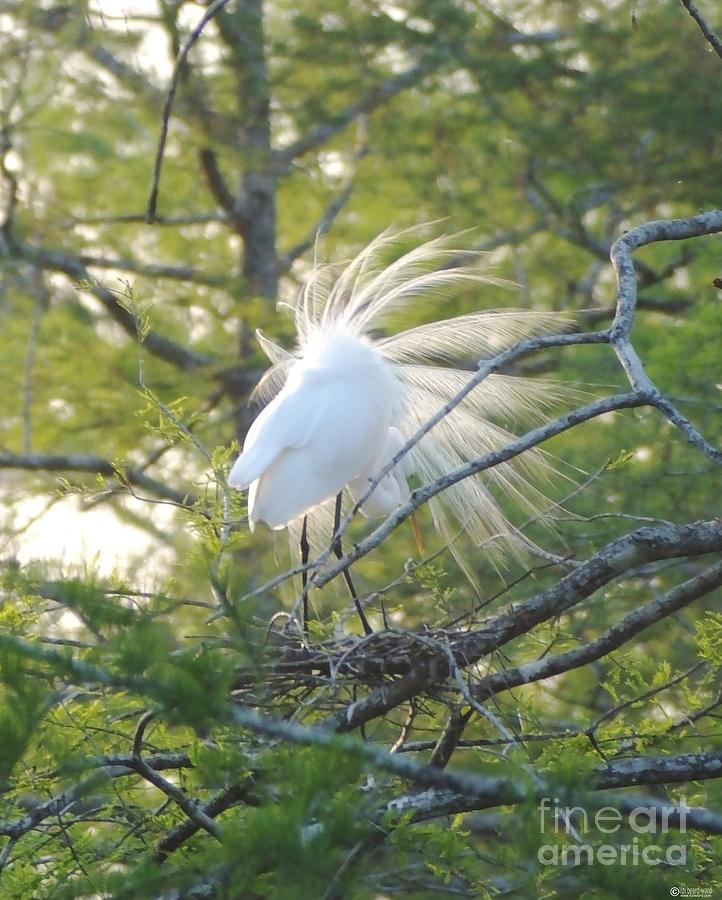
[
  {"left": 147, "top": 0, "right": 234, "bottom": 221},
  {"left": 76, "top": 253, "right": 229, "bottom": 287},
  {"left": 609, "top": 210, "right": 722, "bottom": 463},
  {"left": 154, "top": 782, "right": 260, "bottom": 863},
  {"left": 276, "top": 55, "right": 442, "bottom": 166},
  {"left": 0, "top": 749, "right": 190, "bottom": 841},
  {"left": 315, "top": 390, "right": 643, "bottom": 591},
  {"left": 277, "top": 179, "right": 358, "bottom": 273},
  {"left": 390, "top": 785, "right": 722, "bottom": 833},
  {"left": 232, "top": 705, "right": 722, "bottom": 816},
  {"left": 680, "top": 0, "right": 722, "bottom": 60},
  {"left": 198, "top": 147, "right": 244, "bottom": 226},
  {"left": 316, "top": 519, "right": 722, "bottom": 732},
  {"left": 0, "top": 450, "right": 197, "bottom": 506},
  {"left": 472, "top": 560, "right": 722, "bottom": 701},
  {"left": 128, "top": 755, "right": 220, "bottom": 841},
  {"left": 10, "top": 237, "right": 211, "bottom": 370}
]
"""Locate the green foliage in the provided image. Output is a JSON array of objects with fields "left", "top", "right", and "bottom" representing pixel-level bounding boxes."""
[
  {"left": 696, "top": 612, "right": 722, "bottom": 667},
  {"left": 388, "top": 817, "right": 479, "bottom": 889},
  {"left": 1, "top": 0, "right": 722, "bottom": 896}
]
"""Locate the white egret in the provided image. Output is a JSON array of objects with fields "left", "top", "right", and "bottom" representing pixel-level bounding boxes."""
[{"left": 229, "top": 227, "right": 572, "bottom": 633}]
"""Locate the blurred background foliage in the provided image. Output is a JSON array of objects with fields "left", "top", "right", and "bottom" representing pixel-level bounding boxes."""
[{"left": 1, "top": 0, "right": 721, "bottom": 896}]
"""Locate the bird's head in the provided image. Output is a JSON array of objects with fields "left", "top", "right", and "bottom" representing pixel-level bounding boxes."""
[{"left": 301, "top": 325, "right": 380, "bottom": 373}]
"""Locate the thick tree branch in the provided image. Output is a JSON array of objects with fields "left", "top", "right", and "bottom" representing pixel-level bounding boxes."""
[
  {"left": 389, "top": 784, "right": 722, "bottom": 832},
  {"left": 472, "top": 560, "right": 722, "bottom": 701},
  {"left": 433, "top": 519, "right": 722, "bottom": 672},
  {"left": 316, "top": 519, "right": 722, "bottom": 731},
  {"left": 214, "top": 0, "right": 278, "bottom": 300},
  {"left": 233, "top": 705, "right": 722, "bottom": 814},
  {"left": 609, "top": 211, "right": 722, "bottom": 340}
]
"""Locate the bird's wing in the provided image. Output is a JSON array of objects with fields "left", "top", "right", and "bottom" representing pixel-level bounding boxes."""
[
  {"left": 228, "top": 378, "right": 328, "bottom": 488},
  {"left": 303, "top": 378, "right": 384, "bottom": 477},
  {"left": 347, "top": 425, "right": 412, "bottom": 518},
  {"left": 245, "top": 373, "right": 391, "bottom": 527}
]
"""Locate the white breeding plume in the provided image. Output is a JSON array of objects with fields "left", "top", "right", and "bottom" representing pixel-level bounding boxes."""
[{"left": 229, "top": 226, "right": 573, "bottom": 627}]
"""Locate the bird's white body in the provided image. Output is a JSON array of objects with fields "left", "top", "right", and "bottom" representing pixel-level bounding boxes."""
[
  {"left": 348, "top": 425, "right": 413, "bottom": 517},
  {"left": 229, "top": 328, "right": 404, "bottom": 528},
  {"left": 229, "top": 226, "right": 573, "bottom": 569}
]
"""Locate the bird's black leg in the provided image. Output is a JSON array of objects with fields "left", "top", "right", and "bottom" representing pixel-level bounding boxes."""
[
  {"left": 379, "top": 597, "right": 390, "bottom": 630},
  {"left": 332, "top": 492, "right": 372, "bottom": 636},
  {"left": 300, "top": 515, "right": 310, "bottom": 635}
]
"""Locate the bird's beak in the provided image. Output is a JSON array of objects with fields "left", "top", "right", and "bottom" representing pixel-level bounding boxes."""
[{"left": 409, "top": 511, "right": 423, "bottom": 556}]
